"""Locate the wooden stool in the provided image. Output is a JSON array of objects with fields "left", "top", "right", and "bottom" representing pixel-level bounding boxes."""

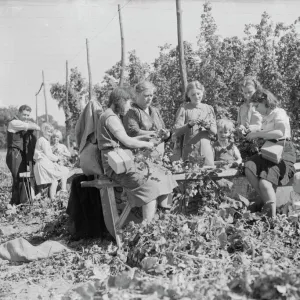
[
  {"left": 81, "top": 175, "right": 132, "bottom": 247},
  {"left": 19, "top": 172, "right": 34, "bottom": 204}
]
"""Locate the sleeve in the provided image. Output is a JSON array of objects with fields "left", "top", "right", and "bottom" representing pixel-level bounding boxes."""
[
  {"left": 40, "top": 138, "right": 59, "bottom": 162},
  {"left": 106, "top": 115, "right": 128, "bottom": 138},
  {"left": 7, "top": 119, "right": 29, "bottom": 133},
  {"left": 207, "top": 105, "right": 217, "bottom": 132},
  {"left": 123, "top": 108, "right": 141, "bottom": 137},
  {"left": 173, "top": 106, "right": 189, "bottom": 137},
  {"left": 155, "top": 108, "right": 166, "bottom": 130}
]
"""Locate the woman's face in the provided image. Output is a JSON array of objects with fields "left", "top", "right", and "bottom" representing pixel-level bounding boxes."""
[
  {"left": 242, "top": 84, "right": 256, "bottom": 102},
  {"left": 120, "top": 99, "right": 132, "bottom": 116},
  {"left": 43, "top": 127, "right": 52, "bottom": 140},
  {"left": 254, "top": 101, "right": 268, "bottom": 116},
  {"left": 188, "top": 88, "right": 204, "bottom": 105},
  {"left": 136, "top": 89, "right": 154, "bottom": 109}
]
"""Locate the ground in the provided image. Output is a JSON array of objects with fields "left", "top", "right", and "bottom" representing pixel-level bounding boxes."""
[{"left": 1, "top": 149, "right": 300, "bottom": 300}]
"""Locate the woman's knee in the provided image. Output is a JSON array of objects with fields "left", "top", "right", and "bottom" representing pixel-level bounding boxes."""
[{"left": 258, "top": 179, "right": 274, "bottom": 191}]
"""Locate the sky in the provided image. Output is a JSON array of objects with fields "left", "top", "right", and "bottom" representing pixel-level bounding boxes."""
[{"left": 1, "top": 0, "right": 300, "bottom": 125}]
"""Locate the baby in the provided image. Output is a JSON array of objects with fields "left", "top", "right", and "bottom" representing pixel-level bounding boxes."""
[{"left": 213, "top": 119, "right": 242, "bottom": 167}]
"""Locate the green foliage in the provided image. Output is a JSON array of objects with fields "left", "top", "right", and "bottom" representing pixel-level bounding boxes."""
[{"left": 50, "top": 68, "right": 86, "bottom": 135}]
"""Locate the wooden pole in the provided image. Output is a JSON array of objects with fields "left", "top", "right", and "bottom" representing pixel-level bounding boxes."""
[
  {"left": 42, "top": 70, "right": 49, "bottom": 122},
  {"left": 66, "top": 60, "right": 70, "bottom": 147},
  {"left": 176, "top": 0, "right": 188, "bottom": 98},
  {"left": 86, "top": 38, "right": 92, "bottom": 100},
  {"left": 118, "top": 4, "right": 125, "bottom": 87},
  {"left": 35, "top": 95, "right": 38, "bottom": 124}
]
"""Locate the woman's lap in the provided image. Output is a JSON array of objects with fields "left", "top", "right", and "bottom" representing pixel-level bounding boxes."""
[{"left": 245, "top": 154, "right": 295, "bottom": 186}]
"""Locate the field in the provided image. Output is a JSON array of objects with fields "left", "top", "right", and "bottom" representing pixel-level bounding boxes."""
[{"left": 1, "top": 149, "right": 300, "bottom": 300}]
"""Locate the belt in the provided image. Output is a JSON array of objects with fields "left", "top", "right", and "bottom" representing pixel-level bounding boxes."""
[{"left": 268, "top": 138, "right": 290, "bottom": 143}]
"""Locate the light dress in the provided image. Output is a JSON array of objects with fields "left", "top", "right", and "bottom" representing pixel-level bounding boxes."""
[{"left": 34, "top": 137, "right": 69, "bottom": 185}]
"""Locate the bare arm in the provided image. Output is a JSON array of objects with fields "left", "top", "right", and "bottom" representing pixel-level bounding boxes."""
[
  {"left": 106, "top": 116, "right": 153, "bottom": 149},
  {"left": 233, "top": 145, "right": 242, "bottom": 164},
  {"left": 173, "top": 106, "right": 190, "bottom": 137}
]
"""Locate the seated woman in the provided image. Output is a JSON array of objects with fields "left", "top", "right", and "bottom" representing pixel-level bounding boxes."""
[
  {"left": 173, "top": 81, "right": 217, "bottom": 166},
  {"left": 245, "top": 90, "right": 296, "bottom": 217},
  {"left": 123, "top": 81, "right": 170, "bottom": 155},
  {"left": 213, "top": 119, "right": 242, "bottom": 167},
  {"left": 98, "top": 87, "right": 177, "bottom": 221},
  {"left": 237, "top": 76, "right": 263, "bottom": 134},
  {"left": 34, "top": 123, "right": 69, "bottom": 199},
  {"left": 51, "top": 129, "right": 71, "bottom": 166}
]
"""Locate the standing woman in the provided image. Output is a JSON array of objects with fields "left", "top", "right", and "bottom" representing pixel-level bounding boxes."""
[
  {"left": 238, "top": 76, "right": 263, "bottom": 133},
  {"left": 173, "top": 81, "right": 217, "bottom": 166},
  {"left": 98, "top": 87, "right": 177, "bottom": 221},
  {"left": 245, "top": 91, "right": 296, "bottom": 217},
  {"left": 123, "top": 81, "right": 170, "bottom": 153}
]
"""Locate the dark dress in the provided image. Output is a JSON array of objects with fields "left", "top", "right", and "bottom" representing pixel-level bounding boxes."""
[{"left": 97, "top": 108, "right": 178, "bottom": 208}]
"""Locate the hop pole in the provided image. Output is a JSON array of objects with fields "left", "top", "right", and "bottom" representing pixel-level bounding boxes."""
[
  {"left": 176, "top": 0, "right": 187, "bottom": 99},
  {"left": 118, "top": 4, "right": 126, "bottom": 87}
]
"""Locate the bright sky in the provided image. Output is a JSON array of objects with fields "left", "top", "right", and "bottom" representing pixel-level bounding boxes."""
[{"left": 1, "top": 0, "right": 300, "bottom": 125}]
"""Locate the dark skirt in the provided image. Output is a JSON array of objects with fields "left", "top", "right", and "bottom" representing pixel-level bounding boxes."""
[{"left": 245, "top": 141, "right": 296, "bottom": 186}]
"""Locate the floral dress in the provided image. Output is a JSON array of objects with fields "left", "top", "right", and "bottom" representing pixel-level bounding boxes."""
[{"left": 173, "top": 102, "right": 217, "bottom": 166}]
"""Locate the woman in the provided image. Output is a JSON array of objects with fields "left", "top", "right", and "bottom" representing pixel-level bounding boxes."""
[
  {"left": 123, "top": 81, "right": 170, "bottom": 155},
  {"left": 98, "top": 87, "right": 177, "bottom": 221},
  {"left": 245, "top": 90, "right": 296, "bottom": 217},
  {"left": 238, "top": 76, "right": 263, "bottom": 133},
  {"left": 34, "top": 123, "right": 69, "bottom": 199},
  {"left": 173, "top": 81, "right": 217, "bottom": 166}
]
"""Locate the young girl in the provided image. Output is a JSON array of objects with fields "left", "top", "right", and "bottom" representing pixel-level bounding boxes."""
[
  {"left": 34, "top": 123, "right": 69, "bottom": 199},
  {"left": 237, "top": 76, "right": 263, "bottom": 133},
  {"left": 173, "top": 81, "right": 217, "bottom": 166},
  {"left": 51, "top": 129, "right": 71, "bottom": 166},
  {"left": 213, "top": 119, "right": 242, "bottom": 167}
]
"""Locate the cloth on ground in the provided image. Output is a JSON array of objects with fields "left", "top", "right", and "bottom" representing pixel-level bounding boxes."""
[
  {"left": 75, "top": 100, "right": 104, "bottom": 154},
  {"left": 66, "top": 174, "right": 108, "bottom": 238},
  {"left": 0, "top": 237, "right": 70, "bottom": 262}
]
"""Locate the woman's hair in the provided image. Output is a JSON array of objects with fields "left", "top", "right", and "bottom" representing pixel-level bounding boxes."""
[
  {"left": 135, "top": 81, "right": 156, "bottom": 94},
  {"left": 239, "top": 76, "right": 263, "bottom": 92},
  {"left": 185, "top": 81, "right": 205, "bottom": 102},
  {"left": 19, "top": 105, "right": 32, "bottom": 113},
  {"left": 216, "top": 119, "right": 235, "bottom": 132},
  {"left": 107, "top": 87, "right": 135, "bottom": 114},
  {"left": 52, "top": 129, "right": 63, "bottom": 141},
  {"left": 255, "top": 90, "right": 279, "bottom": 110},
  {"left": 41, "top": 122, "right": 54, "bottom": 135}
]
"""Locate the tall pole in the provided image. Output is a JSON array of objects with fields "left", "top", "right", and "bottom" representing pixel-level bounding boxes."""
[
  {"left": 35, "top": 95, "right": 38, "bottom": 124},
  {"left": 42, "top": 70, "right": 49, "bottom": 122},
  {"left": 66, "top": 60, "right": 70, "bottom": 148},
  {"left": 118, "top": 4, "right": 125, "bottom": 87},
  {"left": 86, "top": 38, "right": 92, "bottom": 101},
  {"left": 176, "top": 0, "right": 187, "bottom": 99}
]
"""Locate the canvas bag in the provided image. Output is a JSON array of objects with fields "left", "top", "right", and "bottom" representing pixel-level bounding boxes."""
[
  {"left": 261, "top": 140, "right": 285, "bottom": 164},
  {"left": 107, "top": 148, "right": 133, "bottom": 174}
]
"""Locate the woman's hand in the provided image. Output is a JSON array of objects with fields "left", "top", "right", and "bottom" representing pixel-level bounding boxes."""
[
  {"left": 158, "top": 128, "right": 171, "bottom": 140},
  {"left": 145, "top": 142, "right": 155, "bottom": 149},
  {"left": 187, "top": 119, "right": 198, "bottom": 128},
  {"left": 246, "top": 131, "right": 260, "bottom": 141},
  {"left": 146, "top": 131, "right": 157, "bottom": 138}
]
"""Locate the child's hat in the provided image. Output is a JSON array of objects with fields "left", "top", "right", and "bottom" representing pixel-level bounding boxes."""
[{"left": 293, "top": 172, "right": 300, "bottom": 194}]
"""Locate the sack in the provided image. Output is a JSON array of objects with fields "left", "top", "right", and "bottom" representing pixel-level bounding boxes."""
[
  {"left": 79, "top": 142, "right": 103, "bottom": 176},
  {"left": 261, "top": 140, "right": 284, "bottom": 164},
  {"left": 107, "top": 148, "right": 133, "bottom": 174}
]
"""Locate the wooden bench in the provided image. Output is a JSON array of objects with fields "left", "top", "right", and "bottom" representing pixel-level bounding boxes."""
[
  {"left": 79, "top": 162, "right": 300, "bottom": 246},
  {"left": 81, "top": 175, "right": 133, "bottom": 247}
]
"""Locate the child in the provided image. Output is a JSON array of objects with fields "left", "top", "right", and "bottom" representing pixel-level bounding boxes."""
[
  {"left": 213, "top": 119, "right": 242, "bottom": 167},
  {"left": 34, "top": 123, "right": 69, "bottom": 199},
  {"left": 173, "top": 81, "right": 217, "bottom": 166},
  {"left": 237, "top": 76, "right": 263, "bottom": 134},
  {"left": 51, "top": 129, "right": 71, "bottom": 166}
]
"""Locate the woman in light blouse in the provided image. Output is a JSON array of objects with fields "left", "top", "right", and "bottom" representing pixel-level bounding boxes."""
[{"left": 245, "top": 90, "right": 296, "bottom": 217}]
